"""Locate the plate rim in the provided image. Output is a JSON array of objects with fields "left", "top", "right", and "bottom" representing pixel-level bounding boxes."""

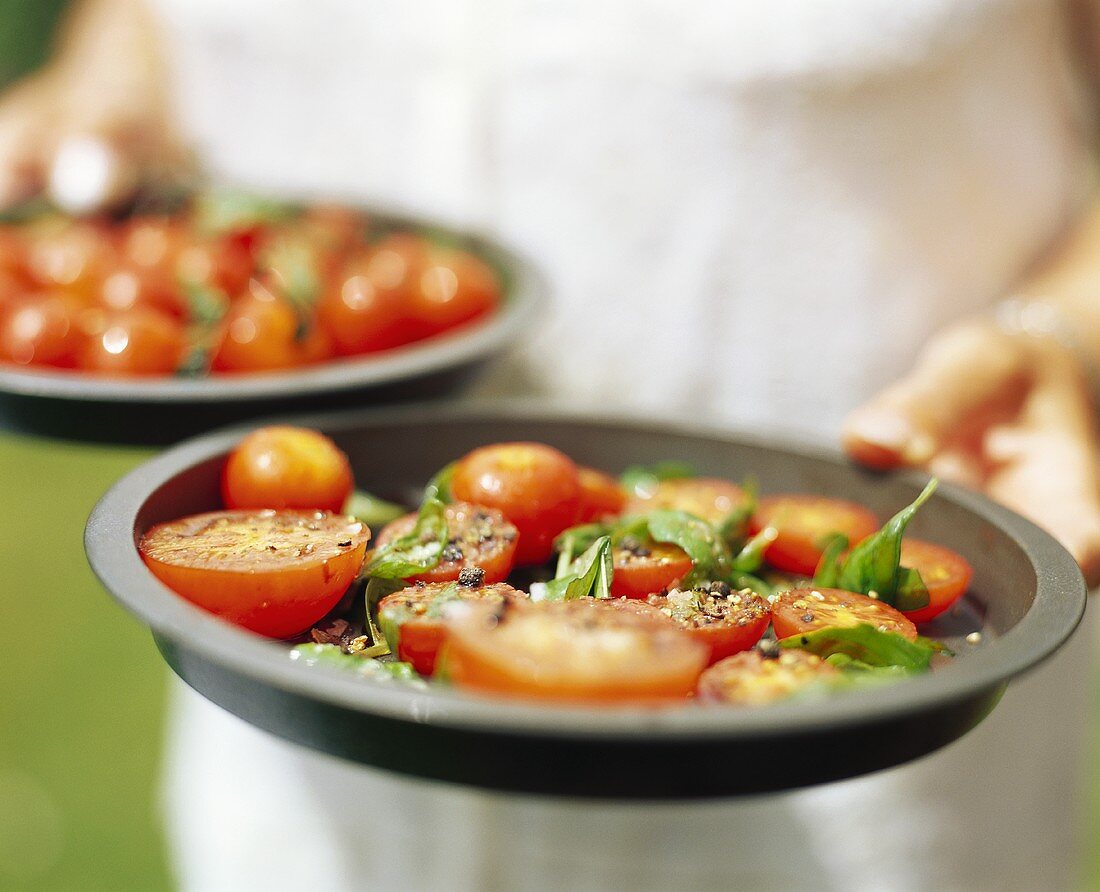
[{"left": 84, "top": 401, "right": 1087, "bottom": 740}]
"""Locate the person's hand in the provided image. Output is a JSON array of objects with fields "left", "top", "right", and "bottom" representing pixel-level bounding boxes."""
[
  {"left": 0, "top": 0, "right": 187, "bottom": 213},
  {"left": 843, "top": 318, "right": 1100, "bottom": 586}
]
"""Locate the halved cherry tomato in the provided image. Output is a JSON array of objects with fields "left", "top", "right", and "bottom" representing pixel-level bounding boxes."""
[
  {"left": 610, "top": 539, "right": 693, "bottom": 598},
  {"left": 79, "top": 307, "right": 186, "bottom": 376},
  {"left": 139, "top": 509, "right": 369, "bottom": 638},
  {"left": 771, "top": 587, "right": 917, "bottom": 641},
  {"left": 624, "top": 477, "right": 747, "bottom": 525},
  {"left": 648, "top": 585, "right": 771, "bottom": 664},
  {"left": 898, "top": 539, "right": 973, "bottom": 625},
  {"left": 375, "top": 501, "right": 519, "bottom": 584},
  {"left": 409, "top": 246, "right": 500, "bottom": 336},
  {"left": 377, "top": 580, "right": 523, "bottom": 676},
  {"left": 445, "top": 597, "right": 708, "bottom": 704},
  {"left": 222, "top": 426, "right": 354, "bottom": 512},
  {"left": 576, "top": 466, "right": 627, "bottom": 522},
  {"left": 697, "top": 649, "right": 840, "bottom": 706},
  {"left": 450, "top": 442, "right": 581, "bottom": 565},
  {"left": 751, "top": 496, "right": 878, "bottom": 576},
  {"left": 0, "top": 292, "right": 86, "bottom": 367}
]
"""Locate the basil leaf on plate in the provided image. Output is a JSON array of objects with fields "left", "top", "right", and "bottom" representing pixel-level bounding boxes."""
[
  {"left": 289, "top": 643, "right": 423, "bottom": 683},
  {"left": 542, "top": 536, "right": 613, "bottom": 601},
  {"left": 553, "top": 522, "right": 614, "bottom": 565},
  {"left": 731, "top": 526, "right": 776, "bottom": 574},
  {"left": 194, "top": 188, "right": 299, "bottom": 233},
  {"left": 344, "top": 490, "right": 407, "bottom": 529},
  {"left": 645, "top": 509, "right": 731, "bottom": 585},
  {"left": 424, "top": 462, "right": 457, "bottom": 503},
  {"left": 812, "top": 533, "right": 850, "bottom": 589},
  {"left": 363, "top": 498, "right": 447, "bottom": 579},
  {"left": 780, "top": 623, "right": 936, "bottom": 673}
]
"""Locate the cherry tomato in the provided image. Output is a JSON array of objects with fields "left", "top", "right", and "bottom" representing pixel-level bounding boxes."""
[
  {"left": 609, "top": 538, "right": 693, "bottom": 598},
  {"left": 697, "top": 649, "right": 840, "bottom": 706},
  {"left": 450, "top": 442, "right": 582, "bottom": 565},
  {"left": 97, "top": 264, "right": 186, "bottom": 320},
  {"left": 24, "top": 219, "right": 115, "bottom": 301},
  {"left": 79, "top": 307, "right": 186, "bottom": 376},
  {"left": 648, "top": 585, "right": 771, "bottom": 664},
  {"left": 771, "top": 587, "right": 918, "bottom": 641},
  {"left": 375, "top": 501, "right": 519, "bottom": 584},
  {"left": 177, "top": 230, "right": 256, "bottom": 296},
  {"left": 377, "top": 580, "right": 523, "bottom": 676},
  {"left": 751, "top": 496, "right": 879, "bottom": 576},
  {"left": 316, "top": 250, "right": 414, "bottom": 355},
  {"left": 409, "top": 247, "right": 500, "bottom": 336},
  {"left": 222, "top": 426, "right": 354, "bottom": 512},
  {"left": 139, "top": 509, "right": 369, "bottom": 638},
  {"left": 445, "top": 597, "right": 708, "bottom": 704},
  {"left": 576, "top": 466, "right": 627, "bottom": 522},
  {"left": 210, "top": 280, "right": 317, "bottom": 373},
  {"left": 624, "top": 477, "right": 747, "bottom": 525},
  {"left": 120, "top": 216, "right": 188, "bottom": 279},
  {"left": 0, "top": 292, "right": 86, "bottom": 367},
  {"left": 898, "top": 539, "right": 973, "bottom": 625}
]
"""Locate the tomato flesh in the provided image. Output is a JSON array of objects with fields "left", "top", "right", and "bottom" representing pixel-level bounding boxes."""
[
  {"left": 648, "top": 586, "right": 771, "bottom": 664},
  {"left": 609, "top": 539, "right": 693, "bottom": 598},
  {"left": 771, "top": 587, "right": 917, "bottom": 641},
  {"left": 752, "top": 495, "right": 879, "bottom": 576},
  {"left": 576, "top": 466, "right": 627, "bottom": 522},
  {"left": 623, "top": 477, "right": 747, "bottom": 525},
  {"left": 697, "top": 649, "right": 840, "bottom": 705},
  {"left": 139, "top": 509, "right": 369, "bottom": 638},
  {"left": 898, "top": 539, "right": 973, "bottom": 625}
]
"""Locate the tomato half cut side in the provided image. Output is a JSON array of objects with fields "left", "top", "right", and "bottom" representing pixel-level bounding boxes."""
[
  {"left": 648, "top": 585, "right": 771, "bottom": 664},
  {"left": 609, "top": 539, "right": 693, "bottom": 599},
  {"left": 377, "top": 580, "right": 523, "bottom": 676},
  {"left": 898, "top": 539, "right": 974, "bottom": 625},
  {"left": 445, "top": 598, "right": 708, "bottom": 704},
  {"left": 375, "top": 502, "right": 519, "bottom": 585},
  {"left": 576, "top": 466, "right": 627, "bottom": 523},
  {"left": 751, "top": 495, "right": 879, "bottom": 576},
  {"left": 624, "top": 477, "right": 747, "bottom": 526},
  {"left": 139, "top": 509, "right": 370, "bottom": 639},
  {"left": 771, "top": 587, "right": 917, "bottom": 641},
  {"left": 697, "top": 650, "right": 841, "bottom": 706}
]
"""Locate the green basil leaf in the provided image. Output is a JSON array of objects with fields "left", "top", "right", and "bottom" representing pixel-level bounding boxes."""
[
  {"left": 289, "top": 643, "right": 423, "bottom": 684},
  {"left": 812, "top": 533, "right": 850, "bottom": 589},
  {"left": 363, "top": 497, "right": 447, "bottom": 579},
  {"left": 543, "top": 536, "right": 613, "bottom": 601},
  {"left": 619, "top": 461, "right": 696, "bottom": 499},
  {"left": 731, "top": 571, "right": 773, "bottom": 599},
  {"left": 553, "top": 522, "right": 614, "bottom": 566},
  {"left": 731, "top": 526, "right": 776, "bottom": 574},
  {"left": 895, "top": 565, "right": 931, "bottom": 613},
  {"left": 424, "top": 462, "right": 456, "bottom": 503},
  {"left": 194, "top": 188, "right": 299, "bottom": 233},
  {"left": 780, "top": 623, "right": 935, "bottom": 672},
  {"left": 344, "top": 490, "right": 408, "bottom": 529},
  {"left": 645, "top": 509, "right": 731, "bottom": 584}
]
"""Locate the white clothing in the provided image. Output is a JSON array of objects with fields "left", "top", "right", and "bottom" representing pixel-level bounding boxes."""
[{"left": 150, "top": 0, "right": 1096, "bottom": 889}]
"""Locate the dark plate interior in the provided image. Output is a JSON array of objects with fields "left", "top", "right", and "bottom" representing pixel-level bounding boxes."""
[{"left": 84, "top": 403, "right": 1086, "bottom": 797}]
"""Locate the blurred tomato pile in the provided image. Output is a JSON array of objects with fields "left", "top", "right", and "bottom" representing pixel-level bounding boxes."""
[{"left": 0, "top": 192, "right": 502, "bottom": 377}]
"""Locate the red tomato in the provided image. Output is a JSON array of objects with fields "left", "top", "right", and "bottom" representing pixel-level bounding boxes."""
[
  {"left": 576, "top": 467, "right": 627, "bottom": 522},
  {"left": 409, "top": 247, "right": 500, "bottom": 336},
  {"left": 0, "top": 292, "right": 86, "bottom": 368},
  {"left": 24, "top": 219, "right": 115, "bottom": 301},
  {"left": 377, "top": 581, "right": 523, "bottom": 676},
  {"left": 222, "top": 426, "right": 354, "bottom": 512},
  {"left": 624, "top": 477, "right": 747, "bottom": 525},
  {"left": 375, "top": 502, "right": 519, "bottom": 584},
  {"left": 139, "top": 509, "right": 369, "bottom": 638},
  {"left": 177, "top": 230, "right": 256, "bottom": 296},
  {"left": 79, "top": 307, "right": 186, "bottom": 376},
  {"left": 609, "top": 539, "right": 693, "bottom": 598},
  {"left": 648, "top": 586, "right": 771, "bottom": 664},
  {"left": 450, "top": 442, "right": 582, "bottom": 565},
  {"left": 210, "top": 280, "right": 319, "bottom": 373},
  {"left": 697, "top": 649, "right": 840, "bottom": 706},
  {"left": 771, "top": 587, "right": 918, "bottom": 641},
  {"left": 445, "top": 597, "right": 708, "bottom": 704},
  {"left": 120, "top": 216, "right": 188, "bottom": 279},
  {"left": 97, "top": 264, "right": 186, "bottom": 320},
  {"left": 751, "top": 496, "right": 879, "bottom": 576},
  {"left": 316, "top": 250, "right": 414, "bottom": 355},
  {"left": 898, "top": 539, "right": 973, "bottom": 625}
]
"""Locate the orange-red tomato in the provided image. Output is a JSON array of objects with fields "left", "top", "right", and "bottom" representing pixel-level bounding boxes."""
[
  {"left": 624, "top": 477, "right": 748, "bottom": 525},
  {"left": 139, "top": 509, "right": 370, "bottom": 638},
  {"left": 771, "top": 587, "right": 917, "bottom": 641},
  {"left": 445, "top": 598, "right": 708, "bottom": 704},
  {"left": 898, "top": 539, "right": 973, "bottom": 625},
  {"left": 316, "top": 250, "right": 415, "bottom": 355},
  {"left": 409, "top": 247, "right": 500, "bottom": 336},
  {"left": 451, "top": 442, "right": 582, "bottom": 565},
  {"left": 79, "top": 307, "right": 186, "bottom": 376},
  {"left": 576, "top": 467, "right": 627, "bottom": 522},
  {"left": 0, "top": 292, "right": 86, "bottom": 368},
  {"left": 752, "top": 495, "right": 879, "bottom": 576},
  {"left": 24, "top": 219, "right": 115, "bottom": 301},
  {"left": 375, "top": 502, "right": 519, "bottom": 584},
  {"left": 222, "top": 426, "right": 354, "bottom": 512},
  {"left": 96, "top": 264, "right": 187, "bottom": 320},
  {"left": 648, "top": 587, "right": 771, "bottom": 665},
  {"left": 210, "top": 280, "right": 328, "bottom": 372},
  {"left": 176, "top": 230, "right": 256, "bottom": 296},
  {"left": 697, "top": 649, "right": 840, "bottom": 706},
  {"left": 609, "top": 540, "right": 693, "bottom": 598},
  {"left": 377, "top": 581, "right": 523, "bottom": 676}
]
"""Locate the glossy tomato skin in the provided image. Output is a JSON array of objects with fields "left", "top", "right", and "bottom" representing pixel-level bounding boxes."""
[
  {"left": 97, "top": 264, "right": 187, "bottom": 320},
  {"left": 316, "top": 249, "right": 414, "bottom": 355},
  {"left": 624, "top": 477, "right": 747, "bottom": 525},
  {"left": 648, "top": 587, "right": 771, "bottom": 665},
  {"left": 24, "top": 219, "right": 116, "bottom": 302},
  {"left": 139, "top": 509, "right": 370, "bottom": 638},
  {"left": 751, "top": 496, "right": 879, "bottom": 576},
  {"left": 576, "top": 467, "right": 627, "bottom": 522},
  {"left": 375, "top": 502, "right": 519, "bottom": 584},
  {"left": 0, "top": 292, "right": 87, "bottom": 368},
  {"left": 222, "top": 426, "right": 354, "bottom": 512},
  {"left": 697, "top": 649, "right": 840, "bottom": 706},
  {"left": 445, "top": 597, "right": 708, "bottom": 704},
  {"left": 898, "top": 539, "right": 973, "bottom": 625},
  {"left": 450, "top": 442, "right": 582, "bottom": 565},
  {"left": 377, "top": 581, "right": 522, "bottom": 676},
  {"left": 210, "top": 280, "right": 325, "bottom": 372},
  {"left": 79, "top": 307, "right": 186, "bottom": 376},
  {"left": 610, "top": 540, "right": 693, "bottom": 598},
  {"left": 408, "top": 247, "right": 500, "bottom": 337},
  {"left": 771, "top": 587, "right": 917, "bottom": 641}
]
